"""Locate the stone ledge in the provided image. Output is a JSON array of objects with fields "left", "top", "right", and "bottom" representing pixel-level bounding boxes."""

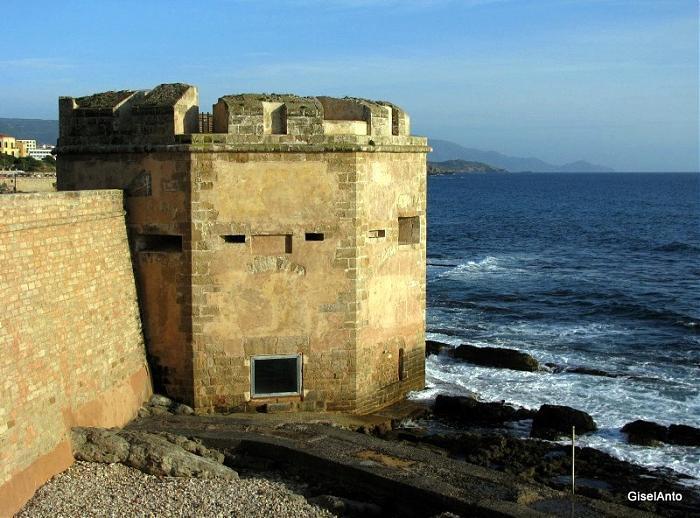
[
  {"left": 55, "top": 137, "right": 431, "bottom": 156},
  {"left": 126, "top": 414, "right": 652, "bottom": 518}
]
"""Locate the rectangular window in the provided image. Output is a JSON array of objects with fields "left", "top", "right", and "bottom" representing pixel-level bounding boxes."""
[
  {"left": 305, "top": 232, "right": 324, "bottom": 241},
  {"left": 398, "top": 348, "right": 407, "bottom": 381},
  {"left": 251, "top": 234, "right": 292, "bottom": 255},
  {"left": 368, "top": 229, "right": 386, "bottom": 239},
  {"left": 134, "top": 234, "right": 182, "bottom": 253},
  {"left": 126, "top": 172, "right": 152, "bottom": 197},
  {"left": 251, "top": 355, "right": 301, "bottom": 397},
  {"left": 398, "top": 216, "right": 420, "bottom": 245},
  {"left": 222, "top": 234, "right": 246, "bottom": 243}
]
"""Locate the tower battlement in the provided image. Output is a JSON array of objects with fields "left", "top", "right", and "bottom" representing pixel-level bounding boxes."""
[
  {"left": 58, "top": 83, "right": 417, "bottom": 149},
  {"left": 59, "top": 83, "right": 199, "bottom": 146}
]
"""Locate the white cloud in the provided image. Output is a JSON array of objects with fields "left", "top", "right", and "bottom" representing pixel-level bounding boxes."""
[{"left": 0, "top": 58, "right": 74, "bottom": 70}]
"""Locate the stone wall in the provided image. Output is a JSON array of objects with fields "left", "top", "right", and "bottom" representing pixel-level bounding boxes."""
[
  {"left": 0, "top": 190, "right": 151, "bottom": 516},
  {"left": 189, "top": 152, "right": 362, "bottom": 412},
  {"left": 354, "top": 152, "right": 427, "bottom": 413},
  {"left": 58, "top": 152, "right": 194, "bottom": 404}
]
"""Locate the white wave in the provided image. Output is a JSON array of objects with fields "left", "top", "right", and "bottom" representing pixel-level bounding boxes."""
[
  {"left": 426, "top": 317, "right": 698, "bottom": 381},
  {"left": 454, "top": 256, "right": 501, "bottom": 272},
  {"left": 410, "top": 354, "right": 700, "bottom": 484},
  {"left": 431, "top": 256, "right": 503, "bottom": 281}
]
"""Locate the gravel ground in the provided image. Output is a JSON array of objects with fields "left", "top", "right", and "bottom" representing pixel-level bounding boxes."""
[{"left": 16, "top": 462, "right": 335, "bottom": 518}]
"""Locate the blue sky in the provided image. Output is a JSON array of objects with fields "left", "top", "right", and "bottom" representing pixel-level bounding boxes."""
[{"left": 1, "top": 0, "right": 697, "bottom": 171}]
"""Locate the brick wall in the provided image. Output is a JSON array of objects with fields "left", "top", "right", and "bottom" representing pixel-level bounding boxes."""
[{"left": 0, "top": 190, "right": 152, "bottom": 516}]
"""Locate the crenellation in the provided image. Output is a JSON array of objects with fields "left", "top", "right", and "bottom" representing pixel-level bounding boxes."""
[{"left": 59, "top": 84, "right": 199, "bottom": 147}]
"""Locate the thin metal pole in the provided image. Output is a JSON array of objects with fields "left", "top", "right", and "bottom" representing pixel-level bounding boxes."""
[{"left": 572, "top": 425, "right": 576, "bottom": 496}]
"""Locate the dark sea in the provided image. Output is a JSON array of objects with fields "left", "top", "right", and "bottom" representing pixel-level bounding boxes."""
[{"left": 412, "top": 172, "right": 700, "bottom": 483}]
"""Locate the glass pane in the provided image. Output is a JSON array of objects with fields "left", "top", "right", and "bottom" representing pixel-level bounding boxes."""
[{"left": 254, "top": 357, "right": 299, "bottom": 395}]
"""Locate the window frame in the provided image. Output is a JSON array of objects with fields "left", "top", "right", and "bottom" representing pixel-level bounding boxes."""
[{"left": 250, "top": 354, "right": 302, "bottom": 398}]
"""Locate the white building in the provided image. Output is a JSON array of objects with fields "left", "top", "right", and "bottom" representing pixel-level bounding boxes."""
[{"left": 29, "top": 146, "right": 54, "bottom": 160}]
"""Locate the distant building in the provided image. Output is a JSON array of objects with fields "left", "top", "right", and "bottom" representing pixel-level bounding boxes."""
[
  {"left": 0, "top": 134, "right": 19, "bottom": 158},
  {"left": 29, "top": 146, "right": 54, "bottom": 161},
  {"left": 16, "top": 139, "right": 36, "bottom": 158}
]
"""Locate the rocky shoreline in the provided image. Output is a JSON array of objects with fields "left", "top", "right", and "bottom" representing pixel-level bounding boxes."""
[
  {"left": 425, "top": 340, "right": 700, "bottom": 445},
  {"left": 412, "top": 340, "right": 700, "bottom": 515},
  {"left": 390, "top": 400, "right": 699, "bottom": 516},
  {"left": 15, "top": 341, "right": 700, "bottom": 517}
]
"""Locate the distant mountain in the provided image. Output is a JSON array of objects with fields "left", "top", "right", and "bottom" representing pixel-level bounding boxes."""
[
  {"left": 0, "top": 118, "right": 59, "bottom": 146},
  {"left": 429, "top": 139, "right": 614, "bottom": 173},
  {"left": 556, "top": 160, "right": 615, "bottom": 173},
  {"left": 428, "top": 159, "right": 506, "bottom": 175},
  {"left": 0, "top": 121, "right": 615, "bottom": 173}
]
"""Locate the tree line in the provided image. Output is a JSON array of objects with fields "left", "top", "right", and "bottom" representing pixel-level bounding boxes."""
[{"left": 0, "top": 154, "right": 56, "bottom": 173}]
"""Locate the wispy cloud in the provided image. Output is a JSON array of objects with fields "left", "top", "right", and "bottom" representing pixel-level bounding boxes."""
[{"left": 0, "top": 58, "right": 74, "bottom": 70}]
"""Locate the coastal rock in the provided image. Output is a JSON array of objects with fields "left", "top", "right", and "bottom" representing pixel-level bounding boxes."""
[
  {"left": 71, "top": 427, "right": 237, "bottom": 480},
  {"left": 512, "top": 407, "right": 538, "bottom": 420},
  {"left": 621, "top": 420, "right": 668, "bottom": 446},
  {"left": 543, "top": 363, "right": 616, "bottom": 378},
  {"left": 543, "top": 363, "right": 565, "bottom": 373},
  {"left": 425, "top": 340, "right": 451, "bottom": 356},
  {"left": 433, "top": 394, "right": 534, "bottom": 425},
  {"left": 566, "top": 367, "right": 617, "bottom": 378},
  {"left": 667, "top": 424, "right": 700, "bottom": 446},
  {"left": 172, "top": 403, "right": 196, "bottom": 416},
  {"left": 451, "top": 344, "right": 539, "bottom": 372},
  {"left": 138, "top": 393, "right": 195, "bottom": 417},
  {"left": 620, "top": 421, "right": 700, "bottom": 447},
  {"left": 389, "top": 430, "right": 699, "bottom": 516},
  {"left": 530, "top": 404, "right": 597, "bottom": 440},
  {"left": 71, "top": 427, "right": 130, "bottom": 464},
  {"left": 149, "top": 394, "right": 174, "bottom": 407}
]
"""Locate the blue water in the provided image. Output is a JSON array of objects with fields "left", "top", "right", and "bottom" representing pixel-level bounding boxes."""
[{"left": 413, "top": 173, "right": 700, "bottom": 482}]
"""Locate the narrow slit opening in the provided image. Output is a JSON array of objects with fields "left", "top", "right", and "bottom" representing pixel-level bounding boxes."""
[
  {"left": 222, "top": 235, "right": 246, "bottom": 243},
  {"left": 305, "top": 232, "right": 325, "bottom": 241},
  {"left": 134, "top": 234, "right": 182, "bottom": 253},
  {"left": 399, "top": 348, "right": 407, "bottom": 381}
]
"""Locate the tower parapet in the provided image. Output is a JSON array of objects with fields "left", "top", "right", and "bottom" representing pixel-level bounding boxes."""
[{"left": 59, "top": 83, "right": 199, "bottom": 146}]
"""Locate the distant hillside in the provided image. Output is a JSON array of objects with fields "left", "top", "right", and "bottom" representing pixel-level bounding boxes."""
[
  {"left": 429, "top": 139, "right": 614, "bottom": 173},
  {"left": 0, "top": 121, "right": 615, "bottom": 173},
  {"left": 428, "top": 159, "right": 506, "bottom": 175},
  {"left": 0, "top": 118, "right": 58, "bottom": 146}
]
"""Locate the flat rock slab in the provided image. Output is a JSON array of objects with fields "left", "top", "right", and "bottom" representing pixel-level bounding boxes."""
[
  {"left": 452, "top": 343, "right": 540, "bottom": 372},
  {"left": 72, "top": 427, "right": 238, "bottom": 480},
  {"left": 126, "top": 414, "right": 650, "bottom": 517}
]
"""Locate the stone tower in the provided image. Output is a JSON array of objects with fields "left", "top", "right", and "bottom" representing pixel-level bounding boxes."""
[{"left": 56, "top": 83, "right": 428, "bottom": 414}]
